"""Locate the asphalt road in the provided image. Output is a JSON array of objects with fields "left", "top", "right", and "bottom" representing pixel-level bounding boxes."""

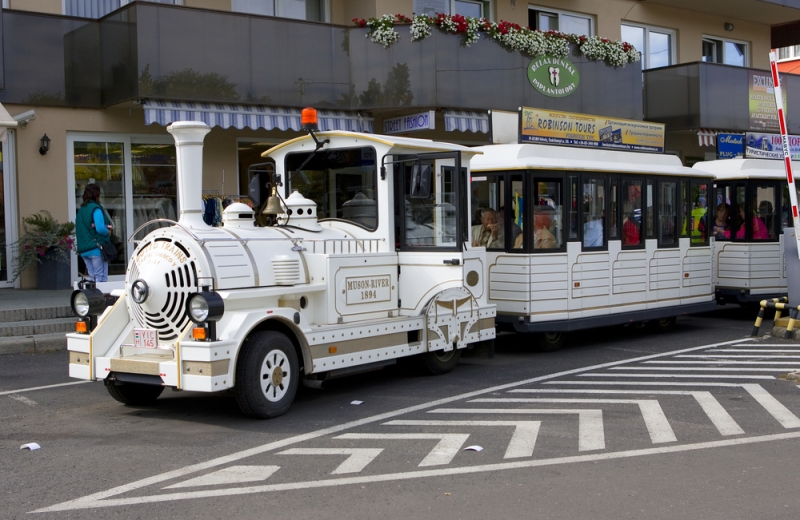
[{"left": 3, "top": 306, "right": 800, "bottom": 519}]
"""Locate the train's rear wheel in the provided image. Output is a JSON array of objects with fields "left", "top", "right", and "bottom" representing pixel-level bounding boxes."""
[
  {"left": 650, "top": 316, "right": 677, "bottom": 332},
  {"left": 418, "top": 348, "right": 462, "bottom": 375},
  {"left": 105, "top": 380, "right": 164, "bottom": 405},
  {"left": 235, "top": 331, "right": 299, "bottom": 419},
  {"left": 536, "top": 332, "right": 566, "bottom": 352}
]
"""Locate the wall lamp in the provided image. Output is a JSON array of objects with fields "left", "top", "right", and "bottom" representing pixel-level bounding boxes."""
[
  {"left": 724, "top": 22, "right": 734, "bottom": 32},
  {"left": 39, "top": 134, "right": 50, "bottom": 155}
]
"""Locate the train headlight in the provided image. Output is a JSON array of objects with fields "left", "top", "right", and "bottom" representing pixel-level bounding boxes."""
[
  {"left": 186, "top": 291, "right": 224, "bottom": 325},
  {"left": 70, "top": 287, "right": 106, "bottom": 318}
]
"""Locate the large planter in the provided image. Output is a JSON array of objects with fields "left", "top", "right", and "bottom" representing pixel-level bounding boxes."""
[{"left": 36, "top": 248, "right": 71, "bottom": 290}]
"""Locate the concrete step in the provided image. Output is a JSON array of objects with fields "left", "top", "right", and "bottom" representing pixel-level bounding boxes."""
[
  {"left": 0, "top": 317, "right": 76, "bottom": 337},
  {"left": 0, "top": 332, "right": 68, "bottom": 355},
  {"left": 0, "top": 305, "right": 73, "bottom": 323}
]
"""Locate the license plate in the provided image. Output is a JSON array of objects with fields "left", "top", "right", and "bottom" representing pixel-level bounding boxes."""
[{"left": 133, "top": 328, "right": 157, "bottom": 348}]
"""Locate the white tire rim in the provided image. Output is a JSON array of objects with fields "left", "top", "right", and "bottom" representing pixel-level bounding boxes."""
[{"left": 260, "top": 349, "right": 291, "bottom": 402}]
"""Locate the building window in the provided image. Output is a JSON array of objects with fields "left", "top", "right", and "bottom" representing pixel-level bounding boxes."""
[
  {"left": 529, "top": 6, "right": 593, "bottom": 36},
  {"left": 621, "top": 23, "right": 674, "bottom": 69},
  {"left": 413, "top": 1, "right": 492, "bottom": 20},
  {"left": 65, "top": 1, "right": 182, "bottom": 18},
  {"left": 779, "top": 45, "right": 800, "bottom": 60},
  {"left": 702, "top": 37, "right": 748, "bottom": 67},
  {"left": 231, "top": 0, "right": 328, "bottom": 21}
]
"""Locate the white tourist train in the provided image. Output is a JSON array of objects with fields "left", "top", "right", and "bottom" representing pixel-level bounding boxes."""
[
  {"left": 468, "top": 142, "right": 718, "bottom": 350},
  {"left": 692, "top": 158, "right": 794, "bottom": 304},
  {"left": 67, "top": 110, "right": 496, "bottom": 418}
]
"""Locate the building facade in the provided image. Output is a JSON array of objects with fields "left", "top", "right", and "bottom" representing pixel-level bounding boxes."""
[{"left": 0, "top": 0, "right": 798, "bottom": 287}]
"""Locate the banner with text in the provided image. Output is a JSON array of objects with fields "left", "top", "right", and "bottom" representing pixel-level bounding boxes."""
[
  {"left": 749, "top": 70, "right": 787, "bottom": 132},
  {"left": 745, "top": 132, "right": 800, "bottom": 160},
  {"left": 520, "top": 107, "right": 665, "bottom": 153}
]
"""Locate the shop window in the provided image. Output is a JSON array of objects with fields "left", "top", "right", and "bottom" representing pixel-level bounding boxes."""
[
  {"left": 582, "top": 177, "right": 604, "bottom": 249},
  {"left": 529, "top": 5, "right": 593, "bottom": 36},
  {"left": 658, "top": 181, "right": 677, "bottom": 246},
  {"left": 702, "top": 37, "right": 748, "bottom": 67},
  {"left": 621, "top": 24, "right": 674, "bottom": 69},
  {"left": 621, "top": 179, "right": 642, "bottom": 247}
]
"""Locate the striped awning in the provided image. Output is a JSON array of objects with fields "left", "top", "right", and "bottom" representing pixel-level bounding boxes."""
[
  {"left": 143, "top": 101, "right": 373, "bottom": 133},
  {"left": 697, "top": 128, "right": 739, "bottom": 147},
  {"left": 444, "top": 109, "right": 489, "bottom": 133}
]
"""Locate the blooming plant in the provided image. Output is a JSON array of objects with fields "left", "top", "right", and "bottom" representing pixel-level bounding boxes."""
[
  {"left": 354, "top": 13, "right": 641, "bottom": 67},
  {"left": 11, "top": 210, "right": 76, "bottom": 281}
]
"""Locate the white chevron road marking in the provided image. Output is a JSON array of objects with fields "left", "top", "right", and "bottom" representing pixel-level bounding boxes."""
[
  {"left": 164, "top": 466, "right": 280, "bottom": 489},
  {"left": 384, "top": 420, "right": 541, "bottom": 459},
  {"left": 473, "top": 398, "right": 676, "bottom": 443},
  {"left": 429, "top": 408, "right": 605, "bottom": 451},
  {"left": 512, "top": 389, "right": 743, "bottom": 436},
  {"left": 334, "top": 433, "right": 470, "bottom": 466},
  {"left": 278, "top": 448, "right": 384, "bottom": 474}
]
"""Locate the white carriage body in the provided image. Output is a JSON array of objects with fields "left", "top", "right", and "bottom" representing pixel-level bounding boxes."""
[
  {"left": 693, "top": 158, "right": 793, "bottom": 303},
  {"left": 470, "top": 143, "right": 716, "bottom": 333},
  {"left": 67, "top": 123, "right": 495, "bottom": 405}
]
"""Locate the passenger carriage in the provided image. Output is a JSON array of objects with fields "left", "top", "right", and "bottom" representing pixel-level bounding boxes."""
[
  {"left": 469, "top": 143, "right": 718, "bottom": 350},
  {"left": 692, "top": 158, "right": 795, "bottom": 304}
]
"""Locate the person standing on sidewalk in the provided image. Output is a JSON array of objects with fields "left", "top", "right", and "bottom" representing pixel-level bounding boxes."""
[{"left": 75, "top": 184, "right": 112, "bottom": 282}]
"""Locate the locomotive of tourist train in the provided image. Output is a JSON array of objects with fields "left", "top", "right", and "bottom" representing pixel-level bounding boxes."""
[{"left": 67, "top": 111, "right": 496, "bottom": 418}]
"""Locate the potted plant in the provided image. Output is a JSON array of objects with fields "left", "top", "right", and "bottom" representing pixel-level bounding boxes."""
[{"left": 11, "top": 210, "right": 75, "bottom": 289}]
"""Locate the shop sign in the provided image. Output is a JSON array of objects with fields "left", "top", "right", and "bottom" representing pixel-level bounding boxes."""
[
  {"left": 749, "top": 71, "right": 787, "bottom": 132},
  {"left": 383, "top": 111, "right": 435, "bottom": 134},
  {"left": 527, "top": 56, "right": 580, "bottom": 98},
  {"left": 716, "top": 133, "right": 745, "bottom": 159},
  {"left": 520, "top": 107, "right": 665, "bottom": 153},
  {"left": 745, "top": 132, "right": 800, "bottom": 160}
]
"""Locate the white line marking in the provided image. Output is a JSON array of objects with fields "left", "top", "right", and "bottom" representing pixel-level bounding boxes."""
[
  {"left": 741, "top": 384, "right": 800, "bottom": 428},
  {"left": 644, "top": 361, "right": 800, "bottom": 366},
  {"left": 678, "top": 355, "right": 800, "bottom": 359},
  {"left": 334, "top": 434, "right": 469, "bottom": 467},
  {"left": 278, "top": 448, "right": 384, "bottom": 474},
  {"left": 712, "top": 349, "right": 800, "bottom": 353},
  {"left": 610, "top": 367, "right": 788, "bottom": 371},
  {"left": 0, "top": 381, "right": 91, "bottom": 396},
  {"left": 430, "top": 408, "right": 605, "bottom": 451},
  {"left": 8, "top": 394, "right": 38, "bottom": 406},
  {"left": 33, "top": 431, "right": 800, "bottom": 512},
  {"left": 164, "top": 466, "right": 280, "bottom": 489},
  {"left": 510, "top": 389, "right": 743, "bottom": 436},
  {"left": 384, "top": 420, "right": 541, "bottom": 459},
  {"left": 32, "top": 337, "right": 750, "bottom": 513},
  {"left": 546, "top": 381, "right": 745, "bottom": 386},
  {"left": 579, "top": 373, "right": 775, "bottom": 379},
  {"left": 473, "top": 398, "right": 676, "bottom": 443},
  {"left": 725, "top": 344, "right": 800, "bottom": 347}
]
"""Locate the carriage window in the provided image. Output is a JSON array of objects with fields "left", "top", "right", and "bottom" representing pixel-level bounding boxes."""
[
  {"left": 609, "top": 178, "right": 619, "bottom": 240},
  {"left": 645, "top": 179, "right": 655, "bottom": 238},
  {"left": 731, "top": 185, "right": 746, "bottom": 240},
  {"left": 470, "top": 174, "right": 504, "bottom": 249},
  {"left": 286, "top": 146, "right": 377, "bottom": 230},
  {"left": 659, "top": 181, "right": 677, "bottom": 245},
  {"left": 507, "top": 176, "right": 525, "bottom": 250},
  {"left": 401, "top": 163, "right": 458, "bottom": 248},
  {"left": 531, "top": 180, "right": 562, "bottom": 250},
  {"left": 568, "top": 175, "right": 578, "bottom": 240},
  {"left": 690, "top": 180, "right": 709, "bottom": 245},
  {"left": 622, "top": 179, "right": 642, "bottom": 247},
  {"left": 712, "top": 184, "right": 732, "bottom": 240},
  {"left": 782, "top": 185, "right": 800, "bottom": 229},
  {"left": 679, "top": 180, "right": 689, "bottom": 238},
  {"left": 753, "top": 184, "right": 776, "bottom": 240},
  {"left": 583, "top": 177, "right": 605, "bottom": 248}
]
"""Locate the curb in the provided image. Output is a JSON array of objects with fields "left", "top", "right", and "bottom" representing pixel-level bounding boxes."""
[{"left": 0, "top": 333, "right": 67, "bottom": 355}]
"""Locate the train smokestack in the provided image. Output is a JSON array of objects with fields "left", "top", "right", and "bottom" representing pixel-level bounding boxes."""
[{"left": 167, "top": 121, "right": 212, "bottom": 228}]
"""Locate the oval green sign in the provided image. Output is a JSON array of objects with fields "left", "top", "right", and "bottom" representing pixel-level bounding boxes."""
[{"left": 527, "top": 56, "right": 580, "bottom": 98}]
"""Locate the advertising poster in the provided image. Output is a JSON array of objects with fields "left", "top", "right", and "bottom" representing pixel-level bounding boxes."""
[
  {"left": 716, "top": 133, "right": 745, "bottom": 159},
  {"left": 749, "top": 70, "right": 787, "bottom": 131},
  {"left": 520, "top": 107, "right": 665, "bottom": 153},
  {"left": 745, "top": 132, "right": 800, "bottom": 160}
]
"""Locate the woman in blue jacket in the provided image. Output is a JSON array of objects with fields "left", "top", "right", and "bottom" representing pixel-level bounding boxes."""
[{"left": 75, "top": 184, "right": 112, "bottom": 282}]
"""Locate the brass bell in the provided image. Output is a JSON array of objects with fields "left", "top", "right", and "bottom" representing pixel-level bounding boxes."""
[{"left": 262, "top": 185, "right": 283, "bottom": 215}]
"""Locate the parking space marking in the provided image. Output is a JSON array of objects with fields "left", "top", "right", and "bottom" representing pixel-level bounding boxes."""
[
  {"left": 474, "top": 398, "right": 676, "bottom": 443},
  {"left": 164, "top": 466, "right": 280, "bottom": 489},
  {"left": 580, "top": 373, "right": 775, "bottom": 379},
  {"left": 741, "top": 384, "right": 800, "bottom": 428},
  {"left": 8, "top": 394, "right": 38, "bottom": 406},
  {"left": 610, "top": 367, "right": 788, "bottom": 371},
  {"left": 644, "top": 360, "right": 800, "bottom": 365},
  {"left": 678, "top": 354, "right": 800, "bottom": 358},
  {"left": 384, "top": 420, "right": 542, "bottom": 459}
]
